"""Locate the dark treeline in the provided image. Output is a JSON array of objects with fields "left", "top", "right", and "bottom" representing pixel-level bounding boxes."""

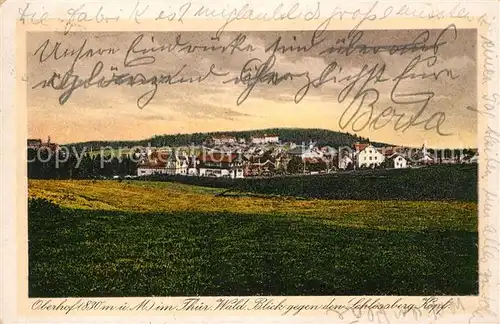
[
  {"left": 65, "top": 128, "right": 382, "bottom": 150},
  {"left": 27, "top": 149, "right": 137, "bottom": 179}
]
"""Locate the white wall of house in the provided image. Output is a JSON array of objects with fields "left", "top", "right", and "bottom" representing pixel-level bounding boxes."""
[
  {"left": 137, "top": 168, "right": 168, "bottom": 176},
  {"left": 357, "top": 146, "right": 385, "bottom": 168},
  {"left": 187, "top": 168, "right": 198, "bottom": 176},
  {"left": 199, "top": 168, "right": 231, "bottom": 178},
  {"left": 251, "top": 137, "right": 266, "bottom": 145},
  {"left": 213, "top": 137, "right": 237, "bottom": 145},
  {"left": 301, "top": 149, "right": 322, "bottom": 159},
  {"left": 392, "top": 155, "right": 408, "bottom": 168},
  {"left": 166, "top": 159, "right": 188, "bottom": 175},
  {"left": 234, "top": 168, "right": 244, "bottom": 178},
  {"left": 265, "top": 136, "right": 279, "bottom": 143},
  {"left": 251, "top": 136, "right": 279, "bottom": 144},
  {"left": 198, "top": 168, "right": 244, "bottom": 178}
]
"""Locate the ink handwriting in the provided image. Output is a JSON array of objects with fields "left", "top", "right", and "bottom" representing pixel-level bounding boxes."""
[
  {"left": 32, "top": 61, "right": 229, "bottom": 109},
  {"left": 31, "top": 24, "right": 464, "bottom": 137}
]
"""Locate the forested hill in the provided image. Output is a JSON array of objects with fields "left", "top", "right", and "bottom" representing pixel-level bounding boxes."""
[{"left": 65, "top": 128, "right": 391, "bottom": 150}]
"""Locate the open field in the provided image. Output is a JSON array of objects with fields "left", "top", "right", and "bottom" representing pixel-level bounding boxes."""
[{"left": 28, "top": 180, "right": 478, "bottom": 297}]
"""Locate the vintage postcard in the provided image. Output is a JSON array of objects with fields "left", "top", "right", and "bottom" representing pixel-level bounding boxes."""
[{"left": 1, "top": 0, "right": 500, "bottom": 323}]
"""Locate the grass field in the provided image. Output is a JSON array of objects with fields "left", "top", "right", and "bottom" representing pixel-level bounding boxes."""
[{"left": 28, "top": 180, "right": 478, "bottom": 297}]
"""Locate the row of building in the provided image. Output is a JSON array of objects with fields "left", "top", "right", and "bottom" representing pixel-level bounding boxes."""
[
  {"left": 26, "top": 135, "right": 478, "bottom": 179},
  {"left": 136, "top": 152, "right": 241, "bottom": 178},
  {"left": 136, "top": 139, "right": 479, "bottom": 178},
  {"left": 136, "top": 151, "right": 284, "bottom": 178},
  {"left": 338, "top": 143, "right": 478, "bottom": 170}
]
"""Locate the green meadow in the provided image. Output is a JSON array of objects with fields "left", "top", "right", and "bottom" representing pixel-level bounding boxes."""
[{"left": 28, "top": 180, "right": 478, "bottom": 297}]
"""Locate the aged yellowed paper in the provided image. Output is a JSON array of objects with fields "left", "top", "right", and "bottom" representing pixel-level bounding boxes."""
[{"left": 1, "top": 0, "right": 499, "bottom": 323}]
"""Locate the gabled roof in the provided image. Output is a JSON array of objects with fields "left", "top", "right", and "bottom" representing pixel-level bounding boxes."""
[
  {"left": 358, "top": 145, "right": 381, "bottom": 154},
  {"left": 250, "top": 159, "right": 276, "bottom": 166},
  {"left": 354, "top": 143, "right": 370, "bottom": 152},
  {"left": 383, "top": 148, "right": 395, "bottom": 156},
  {"left": 419, "top": 155, "right": 434, "bottom": 162},
  {"left": 388, "top": 153, "right": 406, "bottom": 160}
]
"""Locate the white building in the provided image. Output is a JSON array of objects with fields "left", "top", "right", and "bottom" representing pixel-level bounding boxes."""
[
  {"left": 198, "top": 167, "right": 244, "bottom": 178},
  {"left": 357, "top": 145, "right": 385, "bottom": 168},
  {"left": 166, "top": 155, "right": 189, "bottom": 175},
  {"left": 188, "top": 168, "right": 198, "bottom": 176},
  {"left": 251, "top": 134, "right": 279, "bottom": 145},
  {"left": 137, "top": 163, "right": 168, "bottom": 176},
  {"left": 251, "top": 136, "right": 266, "bottom": 145},
  {"left": 187, "top": 156, "right": 199, "bottom": 176},
  {"left": 301, "top": 145, "right": 323, "bottom": 159},
  {"left": 264, "top": 134, "right": 279, "bottom": 143},
  {"left": 212, "top": 136, "right": 237, "bottom": 145},
  {"left": 388, "top": 153, "right": 408, "bottom": 169}
]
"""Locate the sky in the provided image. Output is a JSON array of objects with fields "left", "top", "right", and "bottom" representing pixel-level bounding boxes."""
[{"left": 26, "top": 28, "right": 477, "bottom": 147}]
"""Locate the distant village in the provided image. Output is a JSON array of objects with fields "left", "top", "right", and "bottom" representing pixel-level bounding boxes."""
[
  {"left": 27, "top": 133, "right": 479, "bottom": 179},
  {"left": 132, "top": 134, "right": 479, "bottom": 179}
]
